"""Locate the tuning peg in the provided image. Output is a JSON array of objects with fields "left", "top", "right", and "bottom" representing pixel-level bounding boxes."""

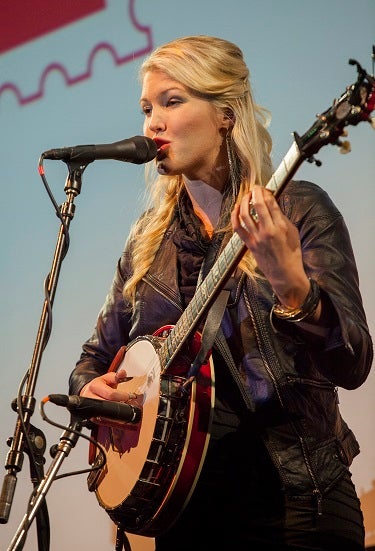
[
  {"left": 307, "top": 156, "right": 322, "bottom": 167},
  {"left": 337, "top": 139, "right": 351, "bottom": 154}
]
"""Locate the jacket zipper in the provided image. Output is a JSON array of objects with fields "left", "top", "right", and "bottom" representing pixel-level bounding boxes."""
[{"left": 244, "top": 284, "right": 323, "bottom": 512}]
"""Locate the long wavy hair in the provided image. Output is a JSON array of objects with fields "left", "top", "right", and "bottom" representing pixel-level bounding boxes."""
[{"left": 123, "top": 35, "right": 273, "bottom": 306}]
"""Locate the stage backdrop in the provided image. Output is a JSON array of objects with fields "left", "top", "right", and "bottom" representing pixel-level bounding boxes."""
[{"left": 1, "top": 1, "right": 374, "bottom": 549}]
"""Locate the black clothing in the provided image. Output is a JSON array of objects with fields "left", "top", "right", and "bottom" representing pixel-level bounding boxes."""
[
  {"left": 155, "top": 431, "right": 364, "bottom": 550},
  {"left": 70, "top": 180, "right": 372, "bottom": 549}
]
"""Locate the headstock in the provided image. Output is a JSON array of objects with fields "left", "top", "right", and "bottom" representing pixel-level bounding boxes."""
[{"left": 296, "top": 53, "right": 375, "bottom": 164}]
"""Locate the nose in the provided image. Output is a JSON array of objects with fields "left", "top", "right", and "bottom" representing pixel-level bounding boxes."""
[{"left": 146, "top": 108, "right": 166, "bottom": 135}]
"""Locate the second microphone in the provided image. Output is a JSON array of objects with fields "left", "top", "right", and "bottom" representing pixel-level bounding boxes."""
[{"left": 48, "top": 394, "right": 142, "bottom": 424}]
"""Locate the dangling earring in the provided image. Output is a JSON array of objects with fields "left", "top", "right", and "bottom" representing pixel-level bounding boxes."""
[{"left": 226, "top": 129, "right": 240, "bottom": 202}]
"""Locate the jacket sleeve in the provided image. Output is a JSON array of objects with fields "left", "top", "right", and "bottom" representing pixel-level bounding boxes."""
[
  {"left": 278, "top": 180, "right": 373, "bottom": 390},
  {"left": 68, "top": 245, "right": 133, "bottom": 396}
]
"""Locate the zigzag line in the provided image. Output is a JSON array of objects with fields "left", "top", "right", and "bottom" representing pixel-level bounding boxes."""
[{"left": 0, "top": 0, "right": 153, "bottom": 106}]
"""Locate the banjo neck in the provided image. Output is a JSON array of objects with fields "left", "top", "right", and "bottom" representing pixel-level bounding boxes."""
[{"left": 159, "top": 140, "right": 303, "bottom": 372}]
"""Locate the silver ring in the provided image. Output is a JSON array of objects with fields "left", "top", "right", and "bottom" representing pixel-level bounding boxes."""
[{"left": 249, "top": 201, "right": 259, "bottom": 223}]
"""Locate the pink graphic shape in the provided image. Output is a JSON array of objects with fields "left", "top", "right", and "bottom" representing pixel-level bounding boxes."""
[
  {"left": 0, "top": 0, "right": 106, "bottom": 54},
  {"left": 0, "top": 0, "right": 153, "bottom": 106}
]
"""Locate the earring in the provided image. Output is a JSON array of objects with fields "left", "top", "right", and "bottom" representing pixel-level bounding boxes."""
[{"left": 226, "top": 130, "right": 240, "bottom": 201}]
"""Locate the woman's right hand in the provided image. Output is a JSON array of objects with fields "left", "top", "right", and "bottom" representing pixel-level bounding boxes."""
[{"left": 79, "top": 369, "right": 132, "bottom": 402}]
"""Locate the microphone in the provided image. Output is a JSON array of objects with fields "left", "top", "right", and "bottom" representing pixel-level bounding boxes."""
[
  {"left": 42, "top": 135, "right": 158, "bottom": 164},
  {"left": 47, "top": 394, "right": 142, "bottom": 424}
]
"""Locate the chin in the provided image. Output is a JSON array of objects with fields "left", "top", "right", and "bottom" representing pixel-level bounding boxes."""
[
  {"left": 156, "top": 162, "right": 168, "bottom": 175},
  {"left": 157, "top": 160, "right": 175, "bottom": 175}
]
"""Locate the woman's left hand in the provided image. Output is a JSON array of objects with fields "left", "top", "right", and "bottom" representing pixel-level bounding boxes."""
[{"left": 231, "top": 186, "right": 310, "bottom": 308}]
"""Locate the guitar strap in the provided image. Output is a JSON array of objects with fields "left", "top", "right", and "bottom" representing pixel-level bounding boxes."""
[
  {"left": 196, "top": 281, "right": 243, "bottom": 394},
  {"left": 187, "top": 223, "right": 233, "bottom": 379},
  {"left": 187, "top": 288, "right": 230, "bottom": 380},
  {"left": 187, "top": 197, "right": 238, "bottom": 380}
]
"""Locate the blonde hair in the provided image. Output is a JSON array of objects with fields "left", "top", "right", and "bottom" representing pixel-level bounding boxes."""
[{"left": 123, "top": 35, "right": 273, "bottom": 306}]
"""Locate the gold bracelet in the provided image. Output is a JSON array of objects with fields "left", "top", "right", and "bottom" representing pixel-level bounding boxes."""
[{"left": 271, "top": 278, "right": 320, "bottom": 322}]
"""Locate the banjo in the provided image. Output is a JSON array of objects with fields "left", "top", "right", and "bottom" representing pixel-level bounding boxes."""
[{"left": 87, "top": 57, "right": 375, "bottom": 537}]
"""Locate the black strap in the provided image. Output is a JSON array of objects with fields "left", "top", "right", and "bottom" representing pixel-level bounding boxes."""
[
  {"left": 185, "top": 218, "right": 231, "bottom": 382},
  {"left": 186, "top": 289, "right": 230, "bottom": 380},
  {"left": 115, "top": 526, "right": 131, "bottom": 551}
]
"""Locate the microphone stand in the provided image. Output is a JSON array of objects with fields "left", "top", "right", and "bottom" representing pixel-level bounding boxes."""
[
  {"left": 0, "top": 161, "right": 89, "bottom": 550},
  {"left": 7, "top": 416, "right": 83, "bottom": 551}
]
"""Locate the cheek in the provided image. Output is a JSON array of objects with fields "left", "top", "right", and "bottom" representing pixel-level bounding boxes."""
[
  {"left": 190, "top": 122, "right": 222, "bottom": 152},
  {"left": 143, "top": 119, "right": 152, "bottom": 137}
]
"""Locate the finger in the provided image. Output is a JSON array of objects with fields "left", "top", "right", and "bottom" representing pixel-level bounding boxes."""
[
  {"left": 251, "top": 186, "right": 282, "bottom": 226},
  {"left": 239, "top": 192, "right": 258, "bottom": 228},
  {"left": 231, "top": 203, "right": 251, "bottom": 235},
  {"left": 262, "top": 188, "right": 289, "bottom": 228},
  {"left": 115, "top": 369, "right": 131, "bottom": 383},
  {"left": 96, "top": 376, "right": 135, "bottom": 402},
  {"left": 101, "top": 371, "right": 121, "bottom": 387}
]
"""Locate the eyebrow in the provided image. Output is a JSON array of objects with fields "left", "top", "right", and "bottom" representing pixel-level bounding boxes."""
[{"left": 139, "top": 86, "right": 187, "bottom": 104}]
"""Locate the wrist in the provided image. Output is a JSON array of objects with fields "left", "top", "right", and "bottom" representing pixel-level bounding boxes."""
[{"left": 272, "top": 278, "right": 321, "bottom": 323}]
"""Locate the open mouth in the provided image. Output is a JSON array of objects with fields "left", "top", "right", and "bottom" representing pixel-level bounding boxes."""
[{"left": 153, "top": 138, "right": 170, "bottom": 159}]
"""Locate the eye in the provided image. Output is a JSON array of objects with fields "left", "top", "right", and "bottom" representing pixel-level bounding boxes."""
[
  {"left": 166, "top": 97, "right": 183, "bottom": 107},
  {"left": 141, "top": 104, "right": 152, "bottom": 116}
]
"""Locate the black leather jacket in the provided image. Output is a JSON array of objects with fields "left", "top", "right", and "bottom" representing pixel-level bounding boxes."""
[{"left": 70, "top": 180, "right": 373, "bottom": 501}]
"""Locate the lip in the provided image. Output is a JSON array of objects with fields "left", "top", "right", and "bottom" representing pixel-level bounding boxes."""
[
  {"left": 153, "top": 137, "right": 170, "bottom": 148},
  {"left": 153, "top": 138, "right": 170, "bottom": 159}
]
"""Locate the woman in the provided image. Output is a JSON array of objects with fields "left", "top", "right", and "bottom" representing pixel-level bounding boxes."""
[{"left": 69, "top": 36, "right": 373, "bottom": 550}]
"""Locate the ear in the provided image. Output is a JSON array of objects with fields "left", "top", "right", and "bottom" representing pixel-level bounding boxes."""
[
  {"left": 217, "top": 108, "right": 234, "bottom": 132},
  {"left": 222, "top": 108, "right": 235, "bottom": 127}
]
